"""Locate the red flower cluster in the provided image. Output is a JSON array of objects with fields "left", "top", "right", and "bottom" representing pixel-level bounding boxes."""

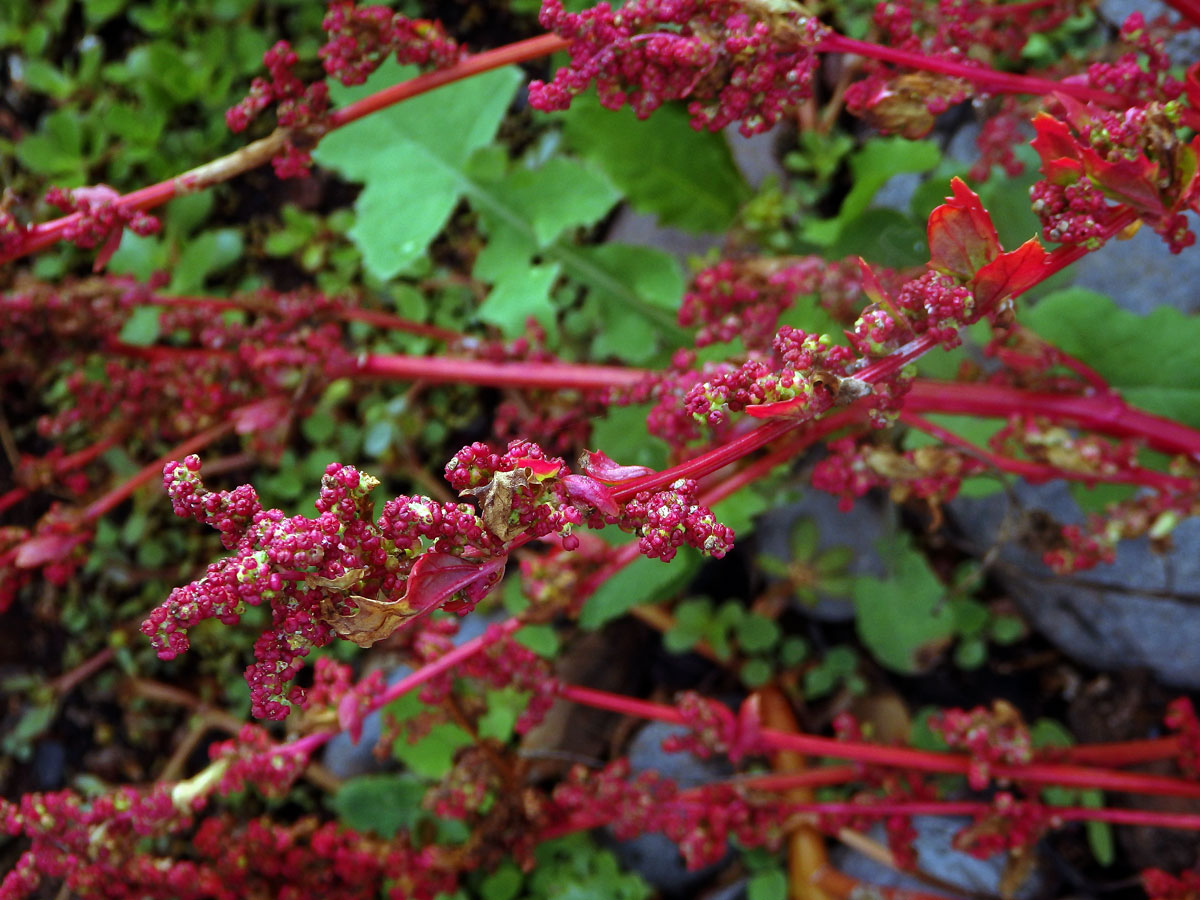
[{"left": 529, "top": 0, "right": 823, "bottom": 136}]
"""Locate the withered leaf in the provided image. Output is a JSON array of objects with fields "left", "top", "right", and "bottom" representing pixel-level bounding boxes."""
[
  {"left": 320, "top": 552, "right": 507, "bottom": 647},
  {"left": 461, "top": 468, "right": 534, "bottom": 542}
]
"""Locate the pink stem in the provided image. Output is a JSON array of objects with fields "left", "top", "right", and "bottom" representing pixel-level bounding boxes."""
[
  {"left": 1163, "top": 0, "right": 1200, "bottom": 28},
  {"left": 556, "top": 684, "right": 1200, "bottom": 799},
  {"left": 816, "top": 32, "right": 1122, "bottom": 108},
  {"left": 899, "top": 410, "right": 1195, "bottom": 492},
  {"left": 82, "top": 420, "right": 235, "bottom": 521},
  {"left": 273, "top": 615, "right": 524, "bottom": 759},
  {"left": 906, "top": 381, "right": 1200, "bottom": 459},
  {"left": 359, "top": 353, "right": 644, "bottom": 391},
  {"left": 0, "top": 35, "right": 570, "bottom": 266}
]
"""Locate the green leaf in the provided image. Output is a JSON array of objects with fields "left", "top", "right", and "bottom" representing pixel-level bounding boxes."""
[
  {"left": 1080, "top": 789, "right": 1114, "bottom": 866},
  {"left": 480, "top": 862, "right": 523, "bottom": 900},
  {"left": 486, "top": 156, "right": 620, "bottom": 247},
  {"left": 740, "top": 658, "right": 774, "bottom": 687},
  {"left": 1024, "top": 287, "right": 1200, "bottom": 428},
  {"left": 580, "top": 552, "right": 696, "bottom": 629},
  {"left": 574, "top": 243, "right": 685, "bottom": 362},
  {"left": 329, "top": 773, "right": 426, "bottom": 838},
  {"left": 802, "top": 137, "right": 940, "bottom": 247},
  {"left": 515, "top": 624, "right": 560, "bottom": 658},
  {"left": 16, "top": 110, "right": 85, "bottom": 181},
  {"left": 748, "top": 868, "right": 788, "bottom": 900},
  {"left": 314, "top": 60, "right": 522, "bottom": 279},
  {"left": 118, "top": 305, "right": 161, "bottom": 346},
  {"left": 391, "top": 721, "right": 473, "bottom": 779},
  {"left": 852, "top": 533, "right": 954, "bottom": 674},
  {"left": 477, "top": 262, "right": 560, "bottom": 336},
  {"left": 169, "top": 228, "right": 243, "bottom": 292},
  {"left": 561, "top": 94, "right": 749, "bottom": 232},
  {"left": 736, "top": 614, "right": 781, "bottom": 653}
]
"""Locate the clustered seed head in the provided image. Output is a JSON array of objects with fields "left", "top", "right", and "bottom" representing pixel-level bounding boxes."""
[
  {"left": 551, "top": 759, "right": 786, "bottom": 870},
  {"left": 1164, "top": 698, "right": 1200, "bottom": 778},
  {"left": 682, "top": 327, "right": 857, "bottom": 430},
  {"left": 953, "top": 792, "right": 1054, "bottom": 860},
  {"left": 43, "top": 185, "right": 161, "bottom": 254},
  {"left": 529, "top": 0, "right": 823, "bottom": 137},
  {"left": 320, "top": 1, "right": 462, "bottom": 86},
  {"left": 929, "top": 701, "right": 1034, "bottom": 791},
  {"left": 678, "top": 257, "right": 862, "bottom": 351},
  {"left": 1086, "top": 13, "right": 1183, "bottom": 103},
  {"left": 660, "top": 693, "right": 764, "bottom": 763},
  {"left": 620, "top": 478, "right": 735, "bottom": 562},
  {"left": 227, "top": 4, "right": 462, "bottom": 177},
  {"left": 1144, "top": 867, "right": 1200, "bottom": 900},
  {"left": 1029, "top": 178, "right": 1110, "bottom": 247}
]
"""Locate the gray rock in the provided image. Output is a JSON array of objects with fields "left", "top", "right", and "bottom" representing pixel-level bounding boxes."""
[
  {"left": 953, "top": 482, "right": 1200, "bottom": 689},
  {"left": 1068, "top": 214, "right": 1200, "bottom": 316},
  {"left": 836, "top": 816, "right": 1046, "bottom": 899},
  {"left": 611, "top": 720, "right": 733, "bottom": 895}
]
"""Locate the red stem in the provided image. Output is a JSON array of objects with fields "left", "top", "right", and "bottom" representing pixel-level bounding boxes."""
[
  {"left": 906, "top": 381, "right": 1200, "bottom": 459},
  {"left": 556, "top": 684, "right": 1200, "bottom": 799},
  {"left": 1163, "top": 0, "right": 1200, "bottom": 28},
  {"left": 816, "top": 32, "right": 1122, "bottom": 107},
  {"left": 359, "top": 353, "right": 643, "bottom": 391},
  {"left": 899, "top": 410, "right": 1195, "bottom": 493},
  {"left": 329, "top": 34, "right": 569, "bottom": 128},
  {"left": 81, "top": 419, "right": 235, "bottom": 521}
]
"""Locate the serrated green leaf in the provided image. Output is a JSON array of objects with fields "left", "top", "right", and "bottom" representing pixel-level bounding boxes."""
[
  {"left": 314, "top": 60, "right": 522, "bottom": 279},
  {"left": 561, "top": 94, "right": 749, "bottom": 232},
  {"left": 1024, "top": 287, "right": 1200, "bottom": 428},
  {"left": 852, "top": 533, "right": 954, "bottom": 674}
]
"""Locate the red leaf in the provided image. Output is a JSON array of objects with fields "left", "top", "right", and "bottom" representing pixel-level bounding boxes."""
[
  {"left": 562, "top": 474, "right": 619, "bottom": 517},
  {"left": 15, "top": 532, "right": 87, "bottom": 568},
  {"left": 744, "top": 397, "right": 809, "bottom": 419},
  {"left": 927, "top": 177, "right": 1001, "bottom": 280},
  {"left": 512, "top": 457, "right": 563, "bottom": 479},
  {"left": 972, "top": 237, "right": 1049, "bottom": 308},
  {"left": 1030, "top": 112, "right": 1082, "bottom": 170},
  {"left": 404, "top": 552, "right": 506, "bottom": 617},
  {"left": 579, "top": 449, "right": 654, "bottom": 483}
]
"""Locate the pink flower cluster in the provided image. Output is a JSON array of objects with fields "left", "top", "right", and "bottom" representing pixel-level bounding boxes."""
[
  {"left": 929, "top": 701, "right": 1034, "bottom": 791},
  {"left": 683, "top": 327, "right": 857, "bottom": 429},
  {"left": 227, "top": 4, "right": 462, "bottom": 177},
  {"left": 529, "top": 0, "right": 823, "bottom": 137},
  {"left": 43, "top": 185, "right": 160, "bottom": 269},
  {"left": 320, "top": 1, "right": 462, "bottom": 86},
  {"left": 678, "top": 256, "right": 861, "bottom": 351}
]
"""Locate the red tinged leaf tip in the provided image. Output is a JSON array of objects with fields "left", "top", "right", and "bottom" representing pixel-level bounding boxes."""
[
  {"left": 927, "top": 177, "right": 1001, "bottom": 280},
  {"left": 972, "top": 237, "right": 1050, "bottom": 308}
]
